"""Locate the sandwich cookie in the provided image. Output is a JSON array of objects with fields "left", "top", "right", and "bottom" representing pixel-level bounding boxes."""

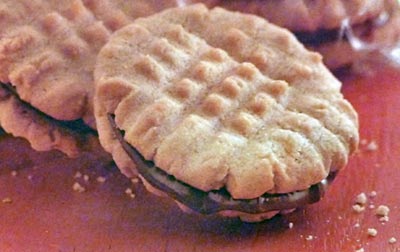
[
  {"left": 0, "top": 0, "right": 180, "bottom": 157},
  {"left": 199, "top": 0, "right": 400, "bottom": 71},
  {"left": 94, "top": 4, "right": 359, "bottom": 221}
]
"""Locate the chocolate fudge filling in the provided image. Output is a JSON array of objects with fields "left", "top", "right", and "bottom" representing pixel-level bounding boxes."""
[
  {"left": 108, "top": 114, "right": 337, "bottom": 215},
  {"left": 0, "top": 82, "right": 95, "bottom": 134}
]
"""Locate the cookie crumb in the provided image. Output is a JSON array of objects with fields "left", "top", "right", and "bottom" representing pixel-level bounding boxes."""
[
  {"left": 389, "top": 237, "right": 397, "bottom": 244},
  {"left": 96, "top": 176, "right": 106, "bottom": 183},
  {"left": 83, "top": 174, "right": 90, "bottom": 182},
  {"left": 125, "top": 188, "right": 136, "bottom": 199},
  {"left": 369, "top": 204, "right": 375, "bottom": 209},
  {"left": 367, "top": 228, "right": 378, "bottom": 237},
  {"left": 369, "top": 191, "right": 377, "bottom": 198},
  {"left": 2, "top": 197, "right": 12, "bottom": 204},
  {"left": 375, "top": 205, "right": 390, "bottom": 217},
  {"left": 379, "top": 216, "right": 389, "bottom": 223},
  {"left": 355, "top": 248, "right": 364, "bottom": 252},
  {"left": 11, "top": 170, "right": 18, "bottom": 177},
  {"left": 131, "top": 178, "right": 139, "bottom": 184},
  {"left": 352, "top": 204, "right": 366, "bottom": 213},
  {"left": 305, "top": 235, "right": 314, "bottom": 241},
  {"left": 74, "top": 171, "right": 82, "bottom": 178},
  {"left": 366, "top": 141, "right": 378, "bottom": 151},
  {"left": 354, "top": 223, "right": 360, "bottom": 228},
  {"left": 288, "top": 222, "right": 294, "bottom": 229},
  {"left": 72, "top": 182, "right": 86, "bottom": 193},
  {"left": 355, "top": 193, "right": 368, "bottom": 205}
]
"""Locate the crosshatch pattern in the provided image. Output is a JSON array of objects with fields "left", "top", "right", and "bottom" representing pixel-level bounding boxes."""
[
  {"left": 0, "top": 0, "right": 180, "bottom": 156},
  {"left": 95, "top": 5, "right": 359, "bottom": 200}
]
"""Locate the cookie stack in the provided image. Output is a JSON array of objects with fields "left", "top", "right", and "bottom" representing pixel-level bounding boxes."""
[
  {"left": 201, "top": 0, "right": 400, "bottom": 70},
  {"left": 0, "top": 1, "right": 360, "bottom": 221}
]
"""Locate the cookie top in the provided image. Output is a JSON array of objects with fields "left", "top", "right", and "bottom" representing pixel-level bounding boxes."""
[
  {"left": 200, "top": 0, "right": 385, "bottom": 32},
  {"left": 94, "top": 4, "right": 359, "bottom": 199},
  {"left": 0, "top": 0, "right": 180, "bottom": 128}
]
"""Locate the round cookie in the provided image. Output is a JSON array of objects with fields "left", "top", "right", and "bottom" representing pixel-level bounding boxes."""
[
  {"left": 198, "top": 0, "right": 400, "bottom": 71},
  {"left": 94, "top": 4, "right": 359, "bottom": 220},
  {"left": 311, "top": 0, "right": 400, "bottom": 70},
  {"left": 198, "top": 0, "right": 386, "bottom": 32},
  {"left": 0, "top": 0, "right": 180, "bottom": 156}
]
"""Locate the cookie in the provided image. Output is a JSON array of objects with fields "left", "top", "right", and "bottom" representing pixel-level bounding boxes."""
[
  {"left": 310, "top": 0, "right": 400, "bottom": 70},
  {"left": 0, "top": 83, "right": 99, "bottom": 157},
  {"left": 94, "top": 4, "right": 359, "bottom": 220},
  {"left": 0, "top": 0, "right": 180, "bottom": 156},
  {"left": 199, "top": 0, "right": 400, "bottom": 70},
  {"left": 200, "top": 0, "right": 386, "bottom": 32}
]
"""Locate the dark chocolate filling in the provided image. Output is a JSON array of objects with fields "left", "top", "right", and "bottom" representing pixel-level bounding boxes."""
[
  {"left": 0, "top": 82, "right": 95, "bottom": 134},
  {"left": 108, "top": 114, "right": 337, "bottom": 215}
]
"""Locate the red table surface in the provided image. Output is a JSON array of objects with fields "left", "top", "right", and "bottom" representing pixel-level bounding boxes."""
[{"left": 0, "top": 67, "right": 399, "bottom": 252}]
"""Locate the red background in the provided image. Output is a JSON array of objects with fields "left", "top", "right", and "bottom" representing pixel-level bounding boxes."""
[{"left": 0, "top": 67, "right": 399, "bottom": 252}]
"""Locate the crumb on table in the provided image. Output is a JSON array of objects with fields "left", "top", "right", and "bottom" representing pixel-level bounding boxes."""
[
  {"left": 72, "top": 182, "right": 86, "bottom": 193},
  {"left": 125, "top": 188, "right": 136, "bottom": 199},
  {"left": 96, "top": 176, "right": 106, "bottom": 183},
  {"left": 369, "top": 191, "right": 377, "bottom": 198},
  {"left": 74, "top": 171, "right": 82, "bottom": 178},
  {"left": 366, "top": 140, "right": 378, "bottom": 151},
  {"left": 379, "top": 216, "right": 389, "bottom": 222},
  {"left": 131, "top": 178, "right": 139, "bottom": 184},
  {"left": 83, "top": 174, "right": 90, "bottom": 182},
  {"left": 375, "top": 205, "right": 390, "bottom": 217},
  {"left": 352, "top": 204, "right": 365, "bottom": 213},
  {"left": 2, "top": 197, "right": 12, "bottom": 204},
  {"left": 355, "top": 192, "right": 368, "bottom": 205},
  {"left": 367, "top": 228, "right": 378, "bottom": 237},
  {"left": 305, "top": 235, "right": 314, "bottom": 241}
]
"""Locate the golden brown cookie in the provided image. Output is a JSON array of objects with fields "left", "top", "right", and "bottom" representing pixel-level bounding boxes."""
[
  {"left": 94, "top": 4, "right": 359, "bottom": 220},
  {"left": 310, "top": 0, "right": 400, "bottom": 70},
  {"left": 199, "top": 0, "right": 400, "bottom": 71},
  {"left": 199, "top": 0, "right": 385, "bottom": 32},
  {"left": 0, "top": 0, "right": 180, "bottom": 156}
]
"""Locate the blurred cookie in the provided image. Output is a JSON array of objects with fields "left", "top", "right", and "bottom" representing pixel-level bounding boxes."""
[
  {"left": 199, "top": 0, "right": 400, "bottom": 70},
  {"left": 0, "top": 83, "right": 99, "bottom": 156},
  {"left": 200, "top": 0, "right": 385, "bottom": 32},
  {"left": 0, "top": 0, "right": 180, "bottom": 156},
  {"left": 95, "top": 4, "right": 359, "bottom": 221},
  {"left": 312, "top": 1, "right": 400, "bottom": 70}
]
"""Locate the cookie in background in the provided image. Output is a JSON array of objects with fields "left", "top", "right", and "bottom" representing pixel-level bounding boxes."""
[
  {"left": 196, "top": 0, "right": 400, "bottom": 73},
  {"left": 0, "top": 0, "right": 181, "bottom": 157}
]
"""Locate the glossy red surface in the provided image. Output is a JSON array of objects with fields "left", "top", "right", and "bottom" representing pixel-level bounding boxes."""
[{"left": 1, "top": 68, "right": 399, "bottom": 252}]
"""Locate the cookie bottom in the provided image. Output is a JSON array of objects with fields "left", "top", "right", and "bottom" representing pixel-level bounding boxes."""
[
  {"left": 108, "top": 114, "right": 337, "bottom": 221},
  {"left": 141, "top": 176, "right": 295, "bottom": 222},
  {"left": 0, "top": 83, "right": 103, "bottom": 157}
]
